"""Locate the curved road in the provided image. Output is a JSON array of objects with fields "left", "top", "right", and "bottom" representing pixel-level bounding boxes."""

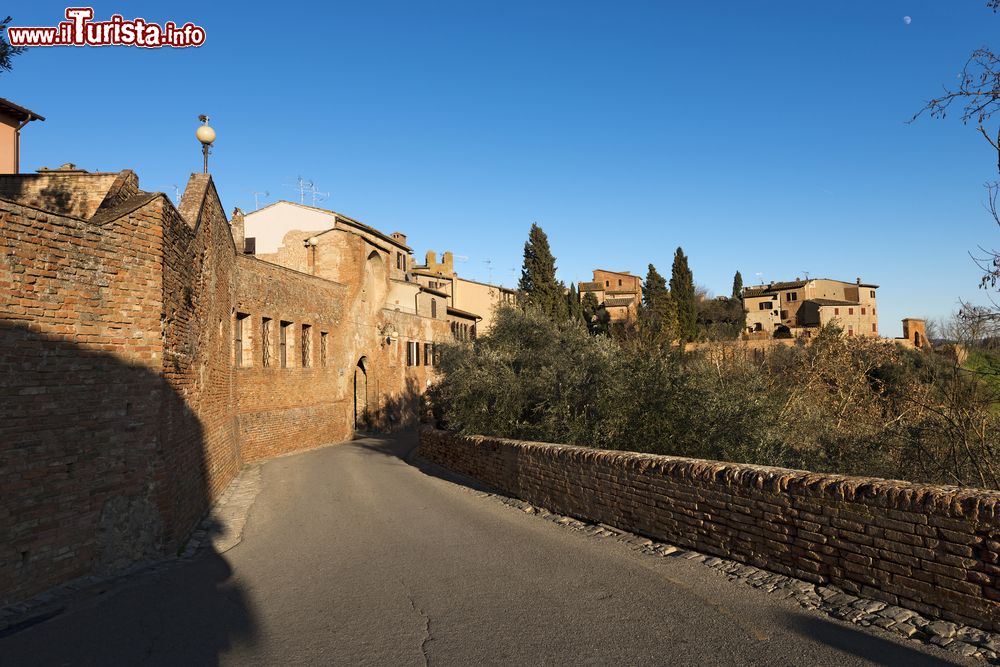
[{"left": 0, "top": 431, "right": 970, "bottom": 665}]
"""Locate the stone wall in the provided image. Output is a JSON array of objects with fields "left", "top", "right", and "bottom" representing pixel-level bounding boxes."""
[{"left": 419, "top": 428, "right": 1000, "bottom": 632}]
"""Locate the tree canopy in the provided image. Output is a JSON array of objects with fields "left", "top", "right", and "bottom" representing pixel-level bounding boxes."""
[{"left": 0, "top": 17, "right": 26, "bottom": 74}]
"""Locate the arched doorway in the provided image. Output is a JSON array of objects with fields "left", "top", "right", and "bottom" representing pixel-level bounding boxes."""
[{"left": 354, "top": 357, "right": 368, "bottom": 430}]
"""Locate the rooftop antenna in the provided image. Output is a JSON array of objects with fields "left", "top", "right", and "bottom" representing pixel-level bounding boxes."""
[
  {"left": 283, "top": 176, "right": 313, "bottom": 205},
  {"left": 483, "top": 258, "right": 494, "bottom": 283},
  {"left": 307, "top": 182, "right": 329, "bottom": 208},
  {"left": 172, "top": 184, "right": 181, "bottom": 204},
  {"left": 755, "top": 272, "right": 765, "bottom": 286},
  {"left": 252, "top": 190, "right": 269, "bottom": 210},
  {"left": 802, "top": 270, "right": 810, "bottom": 280}
]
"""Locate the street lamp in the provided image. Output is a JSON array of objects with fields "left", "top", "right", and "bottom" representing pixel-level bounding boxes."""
[{"left": 196, "top": 114, "right": 215, "bottom": 173}]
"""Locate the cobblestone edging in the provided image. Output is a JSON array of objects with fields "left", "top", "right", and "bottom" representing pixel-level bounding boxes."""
[
  {"left": 0, "top": 464, "right": 262, "bottom": 638},
  {"left": 485, "top": 491, "right": 1000, "bottom": 663}
]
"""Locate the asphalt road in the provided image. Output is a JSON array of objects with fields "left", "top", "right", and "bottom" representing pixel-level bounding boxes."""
[{"left": 0, "top": 431, "right": 972, "bottom": 666}]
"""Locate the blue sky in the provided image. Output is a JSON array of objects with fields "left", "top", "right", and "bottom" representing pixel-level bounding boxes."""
[{"left": 5, "top": 1, "right": 1000, "bottom": 336}]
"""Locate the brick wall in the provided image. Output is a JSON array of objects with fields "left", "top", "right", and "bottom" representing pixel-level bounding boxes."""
[
  {"left": 0, "top": 166, "right": 456, "bottom": 609},
  {"left": 157, "top": 174, "right": 241, "bottom": 545},
  {"left": 0, "top": 193, "right": 170, "bottom": 606},
  {"left": 419, "top": 428, "right": 1000, "bottom": 632},
  {"left": 0, "top": 172, "right": 121, "bottom": 219},
  {"left": 234, "top": 255, "right": 353, "bottom": 461}
]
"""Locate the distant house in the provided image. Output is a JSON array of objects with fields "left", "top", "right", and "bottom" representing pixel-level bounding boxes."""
[
  {"left": 743, "top": 277, "right": 879, "bottom": 338},
  {"left": 579, "top": 269, "right": 643, "bottom": 323}
]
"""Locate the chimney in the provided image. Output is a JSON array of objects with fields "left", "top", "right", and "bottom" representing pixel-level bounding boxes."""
[
  {"left": 856, "top": 277, "right": 861, "bottom": 285},
  {"left": 0, "top": 98, "right": 45, "bottom": 174},
  {"left": 391, "top": 231, "right": 407, "bottom": 245}
]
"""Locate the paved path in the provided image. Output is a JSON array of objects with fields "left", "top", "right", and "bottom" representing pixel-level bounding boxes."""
[{"left": 0, "top": 431, "right": 971, "bottom": 666}]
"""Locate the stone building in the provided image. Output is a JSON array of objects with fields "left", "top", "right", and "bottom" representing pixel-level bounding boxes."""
[
  {"left": 410, "top": 250, "right": 516, "bottom": 334},
  {"left": 742, "top": 277, "right": 879, "bottom": 338},
  {"left": 579, "top": 269, "right": 643, "bottom": 322}
]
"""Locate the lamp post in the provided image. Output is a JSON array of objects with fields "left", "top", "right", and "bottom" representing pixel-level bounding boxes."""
[{"left": 196, "top": 114, "right": 216, "bottom": 173}]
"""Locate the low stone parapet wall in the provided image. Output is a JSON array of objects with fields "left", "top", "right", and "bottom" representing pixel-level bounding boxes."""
[{"left": 418, "top": 427, "right": 1000, "bottom": 631}]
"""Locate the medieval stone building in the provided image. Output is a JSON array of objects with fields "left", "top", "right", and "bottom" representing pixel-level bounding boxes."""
[{"left": 742, "top": 277, "right": 880, "bottom": 339}]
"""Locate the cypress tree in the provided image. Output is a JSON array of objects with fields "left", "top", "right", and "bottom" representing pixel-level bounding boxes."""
[
  {"left": 643, "top": 263, "right": 668, "bottom": 309},
  {"left": 670, "top": 247, "right": 697, "bottom": 343},
  {"left": 566, "top": 282, "right": 584, "bottom": 323},
  {"left": 518, "top": 223, "right": 566, "bottom": 321},
  {"left": 731, "top": 270, "right": 744, "bottom": 300}
]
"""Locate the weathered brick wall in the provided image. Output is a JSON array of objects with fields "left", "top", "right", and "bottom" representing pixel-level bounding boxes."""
[
  {"left": 419, "top": 428, "right": 1000, "bottom": 632},
  {"left": 0, "top": 172, "right": 245, "bottom": 607},
  {"left": 234, "top": 255, "right": 353, "bottom": 461},
  {"left": 157, "top": 174, "right": 242, "bottom": 545},
  {"left": 0, "top": 194, "right": 168, "bottom": 606},
  {"left": 0, "top": 172, "right": 121, "bottom": 219}
]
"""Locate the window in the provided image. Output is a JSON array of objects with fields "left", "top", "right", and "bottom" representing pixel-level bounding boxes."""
[
  {"left": 787, "top": 292, "right": 797, "bottom": 302},
  {"left": 431, "top": 298, "right": 437, "bottom": 318},
  {"left": 847, "top": 325, "right": 854, "bottom": 336},
  {"left": 605, "top": 280, "right": 609, "bottom": 287},
  {"left": 301, "top": 324, "right": 311, "bottom": 367},
  {"left": 396, "top": 252, "right": 402, "bottom": 270},
  {"left": 434, "top": 345, "right": 442, "bottom": 365},
  {"left": 261, "top": 318, "right": 272, "bottom": 367},
  {"left": 861, "top": 307, "right": 866, "bottom": 315},
  {"left": 320, "top": 332, "right": 328, "bottom": 367},
  {"left": 425, "top": 343, "right": 433, "bottom": 367},
  {"left": 758, "top": 302, "right": 772, "bottom": 311},
  {"left": 848, "top": 308, "right": 854, "bottom": 315},
  {"left": 870, "top": 290, "right": 876, "bottom": 298},
  {"left": 407, "top": 341, "right": 418, "bottom": 367},
  {"left": 780, "top": 310, "right": 789, "bottom": 320},
  {"left": 234, "top": 313, "right": 249, "bottom": 367},
  {"left": 280, "top": 321, "right": 290, "bottom": 368},
  {"left": 872, "top": 323, "right": 877, "bottom": 333},
  {"left": 834, "top": 308, "right": 840, "bottom": 315},
  {"left": 618, "top": 279, "right": 622, "bottom": 286}
]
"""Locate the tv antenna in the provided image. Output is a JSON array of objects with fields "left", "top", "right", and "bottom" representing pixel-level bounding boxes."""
[
  {"left": 483, "top": 258, "right": 493, "bottom": 283},
  {"left": 284, "top": 176, "right": 313, "bottom": 205},
  {"left": 802, "top": 270, "right": 810, "bottom": 280},
  {"left": 252, "top": 190, "right": 269, "bottom": 210},
  {"left": 306, "top": 182, "right": 329, "bottom": 207},
  {"left": 172, "top": 184, "right": 181, "bottom": 204},
  {"left": 755, "top": 272, "right": 765, "bottom": 285}
]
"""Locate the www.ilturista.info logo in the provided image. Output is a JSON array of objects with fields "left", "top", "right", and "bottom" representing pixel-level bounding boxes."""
[{"left": 7, "top": 8, "right": 206, "bottom": 48}]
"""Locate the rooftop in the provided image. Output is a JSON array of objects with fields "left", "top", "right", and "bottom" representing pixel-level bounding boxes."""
[
  {"left": 0, "top": 97, "right": 44, "bottom": 123},
  {"left": 247, "top": 200, "right": 412, "bottom": 251}
]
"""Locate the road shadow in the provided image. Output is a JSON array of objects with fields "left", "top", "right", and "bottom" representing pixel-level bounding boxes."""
[
  {"left": 0, "top": 321, "right": 258, "bottom": 663},
  {"left": 782, "top": 612, "right": 964, "bottom": 666},
  {"left": 349, "top": 428, "right": 499, "bottom": 495}
]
